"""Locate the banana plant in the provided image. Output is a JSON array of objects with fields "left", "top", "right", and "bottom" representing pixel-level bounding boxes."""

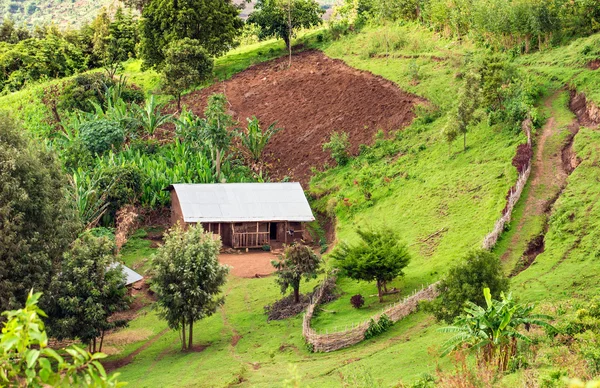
[
  {"left": 439, "top": 287, "right": 554, "bottom": 371},
  {"left": 237, "top": 116, "right": 282, "bottom": 162},
  {"left": 130, "top": 95, "right": 173, "bottom": 136}
]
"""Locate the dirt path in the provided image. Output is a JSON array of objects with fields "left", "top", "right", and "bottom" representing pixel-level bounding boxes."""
[
  {"left": 503, "top": 91, "right": 580, "bottom": 274},
  {"left": 103, "top": 328, "right": 170, "bottom": 373},
  {"left": 219, "top": 251, "right": 277, "bottom": 278}
]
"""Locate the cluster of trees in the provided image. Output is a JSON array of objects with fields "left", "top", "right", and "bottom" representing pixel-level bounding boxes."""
[
  {"left": 0, "top": 116, "right": 130, "bottom": 355},
  {"left": 0, "top": 8, "right": 138, "bottom": 92},
  {"left": 334, "top": 0, "right": 600, "bottom": 53}
]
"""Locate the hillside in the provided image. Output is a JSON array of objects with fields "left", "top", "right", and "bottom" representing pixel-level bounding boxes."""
[
  {"left": 0, "top": 0, "right": 120, "bottom": 28},
  {"left": 2, "top": 6, "right": 600, "bottom": 388}
]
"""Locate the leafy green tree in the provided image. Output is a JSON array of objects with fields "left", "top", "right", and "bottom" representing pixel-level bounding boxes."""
[
  {"left": 152, "top": 224, "right": 229, "bottom": 350},
  {"left": 140, "top": 0, "right": 243, "bottom": 69},
  {"left": 440, "top": 288, "right": 554, "bottom": 371},
  {"left": 237, "top": 116, "right": 282, "bottom": 163},
  {"left": 332, "top": 228, "right": 411, "bottom": 302},
  {"left": 0, "top": 117, "right": 78, "bottom": 313},
  {"left": 103, "top": 7, "right": 139, "bottom": 77},
  {"left": 248, "top": 0, "right": 324, "bottom": 50},
  {"left": 46, "top": 234, "right": 129, "bottom": 353},
  {"left": 131, "top": 95, "right": 174, "bottom": 136},
  {"left": 425, "top": 250, "right": 509, "bottom": 323},
  {"left": 202, "top": 93, "right": 237, "bottom": 181},
  {"left": 161, "top": 38, "right": 214, "bottom": 110},
  {"left": 272, "top": 243, "right": 321, "bottom": 303},
  {"left": 0, "top": 291, "right": 124, "bottom": 387},
  {"left": 0, "top": 17, "right": 30, "bottom": 43},
  {"left": 447, "top": 68, "right": 481, "bottom": 151},
  {"left": 96, "top": 164, "right": 144, "bottom": 224}
]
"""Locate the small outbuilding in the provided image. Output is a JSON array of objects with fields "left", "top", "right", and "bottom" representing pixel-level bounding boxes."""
[{"left": 166, "top": 182, "right": 315, "bottom": 249}]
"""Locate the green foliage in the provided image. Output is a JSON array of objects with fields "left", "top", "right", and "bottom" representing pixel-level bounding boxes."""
[
  {"left": 248, "top": 0, "right": 324, "bottom": 49},
  {"left": 237, "top": 116, "right": 283, "bottom": 162},
  {"left": 0, "top": 291, "right": 124, "bottom": 387},
  {"left": 152, "top": 224, "right": 229, "bottom": 350},
  {"left": 130, "top": 95, "right": 173, "bottom": 136},
  {"left": 364, "top": 314, "right": 393, "bottom": 339},
  {"left": 161, "top": 38, "right": 214, "bottom": 109},
  {"left": 0, "top": 116, "right": 78, "bottom": 312},
  {"left": 96, "top": 164, "right": 144, "bottom": 223},
  {"left": 203, "top": 93, "right": 237, "bottom": 180},
  {"left": 103, "top": 8, "right": 138, "bottom": 77},
  {"left": 323, "top": 131, "right": 351, "bottom": 166},
  {"left": 46, "top": 234, "right": 129, "bottom": 352},
  {"left": 79, "top": 119, "right": 125, "bottom": 155},
  {"left": 0, "top": 35, "right": 86, "bottom": 92},
  {"left": 140, "top": 0, "right": 243, "bottom": 69},
  {"left": 271, "top": 243, "right": 321, "bottom": 303},
  {"left": 332, "top": 227, "right": 411, "bottom": 302},
  {"left": 439, "top": 288, "right": 554, "bottom": 371},
  {"left": 425, "top": 250, "right": 509, "bottom": 323}
]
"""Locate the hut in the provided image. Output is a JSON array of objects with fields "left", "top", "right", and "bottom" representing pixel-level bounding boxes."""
[{"left": 166, "top": 183, "right": 315, "bottom": 249}]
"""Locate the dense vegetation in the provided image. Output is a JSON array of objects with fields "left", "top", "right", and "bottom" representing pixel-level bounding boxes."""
[{"left": 1, "top": 0, "right": 600, "bottom": 385}]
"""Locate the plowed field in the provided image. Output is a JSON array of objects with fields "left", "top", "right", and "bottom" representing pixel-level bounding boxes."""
[{"left": 177, "top": 50, "right": 423, "bottom": 186}]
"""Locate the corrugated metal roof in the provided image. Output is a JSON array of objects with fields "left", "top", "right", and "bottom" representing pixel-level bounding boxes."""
[
  {"left": 109, "top": 263, "right": 143, "bottom": 286},
  {"left": 169, "top": 183, "right": 315, "bottom": 223}
]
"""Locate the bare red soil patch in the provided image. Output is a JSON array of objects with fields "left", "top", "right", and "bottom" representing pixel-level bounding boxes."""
[
  {"left": 173, "top": 50, "right": 423, "bottom": 185},
  {"left": 588, "top": 59, "right": 600, "bottom": 70},
  {"left": 219, "top": 251, "right": 276, "bottom": 278}
]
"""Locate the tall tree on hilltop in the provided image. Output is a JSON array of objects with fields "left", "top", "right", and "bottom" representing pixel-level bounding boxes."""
[
  {"left": 139, "top": 0, "right": 243, "bottom": 70},
  {"left": 248, "top": 0, "right": 324, "bottom": 53},
  {"left": 0, "top": 116, "right": 78, "bottom": 312}
]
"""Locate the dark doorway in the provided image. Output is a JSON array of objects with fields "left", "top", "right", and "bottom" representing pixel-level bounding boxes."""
[{"left": 270, "top": 223, "right": 278, "bottom": 240}]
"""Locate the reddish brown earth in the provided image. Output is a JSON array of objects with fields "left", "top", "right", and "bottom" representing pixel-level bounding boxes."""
[
  {"left": 219, "top": 252, "right": 277, "bottom": 278},
  {"left": 172, "top": 50, "right": 423, "bottom": 186}
]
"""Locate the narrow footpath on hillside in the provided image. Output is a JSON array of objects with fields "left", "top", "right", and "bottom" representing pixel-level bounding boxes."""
[{"left": 501, "top": 91, "right": 582, "bottom": 275}]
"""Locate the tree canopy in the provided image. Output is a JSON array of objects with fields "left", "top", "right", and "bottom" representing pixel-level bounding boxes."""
[
  {"left": 425, "top": 249, "right": 509, "bottom": 323},
  {"left": 139, "top": 0, "right": 243, "bottom": 69},
  {"left": 248, "top": 0, "right": 324, "bottom": 49},
  {"left": 152, "top": 224, "right": 229, "bottom": 350},
  {"left": 332, "top": 228, "right": 411, "bottom": 302},
  {"left": 0, "top": 117, "right": 78, "bottom": 313},
  {"left": 46, "top": 233, "right": 129, "bottom": 353},
  {"left": 161, "top": 38, "right": 214, "bottom": 110},
  {"left": 272, "top": 243, "right": 321, "bottom": 303}
]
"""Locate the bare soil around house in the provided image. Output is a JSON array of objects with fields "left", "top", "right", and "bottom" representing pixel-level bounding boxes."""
[
  {"left": 169, "top": 50, "right": 424, "bottom": 186},
  {"left": 219, "top": 251, "right": 278, "bottom": 278}
]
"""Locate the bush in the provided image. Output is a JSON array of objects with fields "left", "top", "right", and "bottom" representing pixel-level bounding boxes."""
[
  {"left": 423, "top": 250, "right": 509, "bottom": 323},
  {"left": 350, "top": 294, "right": 365, "bottom": 308},
  {"left": 58, "top": 73, "right": 144, "bottom": 113},
  {"left": 96, "top": 164, "right": 144, "bottom": 224},
  {"left": 364, "top": 314, "right": 393, "bottom": 339},
  {"left": 79, "top": 119, "right": 125, "bottom": 155},
  {"left": 60, "top": 138, "right": 94, "bottom": 172},
  {"left": 323, "top": 131, "right": 351, "bottom": 166}
]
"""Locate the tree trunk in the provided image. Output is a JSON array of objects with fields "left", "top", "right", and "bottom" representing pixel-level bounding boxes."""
[
  {"left": 188, "top": 318, "right": 193, "bottom": 350},
  {"left": 177, "top": 94, "right": 181, "bottom": 111},
  {"left": 182, "top": 318, "right": 187, "bottom": 351},
  {"left": 99, "top": 330, "right": 105, "bottom": 353},
  {"left": 376, "top": 279, "right": 383, "bottom": 303},
  {"left": 287, "top": 0, "right": 292, "bottom": 68},
  {"left": 293, "top": 286, "right": 300, "bottom": 304},
  {"left": 216, "top": 149, "right": 222, "bottom": 181},
  {"left": 92, "top": 337, "right": 97, "bottom": 353}
]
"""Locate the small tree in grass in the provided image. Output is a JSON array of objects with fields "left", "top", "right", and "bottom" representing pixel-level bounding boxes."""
[
  {"left": 323, "top": 131, "right": 351, "bottom": 166},
  {"left": 46, "top": 233, "right": 129, "bottom": 353},
  {"left": 153, "top": 224, "right": 229, "bottom": 350},
  {"left": 237, "top": 116, "right": 282, "bottom": 163},
  {"left": 424, "top": 250, "right": 509, "bottom": 323},
  {"left": 272, "top": 243, "right": 321, "bottom": 304},
  {"left": 161, "top": 38, "right": 214, "bottom": 111},
  {"left": 202, "top": 93, "right": 237, "bottom": 181},
  {"left": 332, "top": 227, "right": 411, "bottom": 303}
]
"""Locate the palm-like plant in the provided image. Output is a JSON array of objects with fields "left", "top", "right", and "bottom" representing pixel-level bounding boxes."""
[
  {"left": 131, "top": 95, "right": 173, "bottom": 136},
  {"left": 69, "top": 169, "right": 110, "bottom": 230},
  {"left": 237, "top": 116, "right": 282, "bottom": 162},
  {"left": 439, "top": 288, "right": 554, "bottom": 371}
]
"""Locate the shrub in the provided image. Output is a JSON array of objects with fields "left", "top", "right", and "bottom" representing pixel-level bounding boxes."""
[
  {"left": 424, "top": 250, "right": 509, "bottom": 323},
  {"left": 79, "top": 119, "right": 125, "bottom": 155},
  {"left": 323, "top": 131, "right": 351, "bottom": 166},
  {"left": 364, "top": 314, "right": 393, "bottom": 339},
  {"left": 60, "top": 138, "right": 94, "bottom": 172},
  {"left": 96, "top": 164, "right": 144, "bottom": 224},
  {"left": 350, "top": 294, "right": 365, "bottom": 308}
]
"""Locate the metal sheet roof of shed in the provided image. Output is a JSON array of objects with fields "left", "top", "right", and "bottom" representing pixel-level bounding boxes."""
[
  {"left": 108, "top": 263, "right": 143, "bottom": 286},
  {"left": 169, "top": 183, "right": 315, "bottom": 223}
]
